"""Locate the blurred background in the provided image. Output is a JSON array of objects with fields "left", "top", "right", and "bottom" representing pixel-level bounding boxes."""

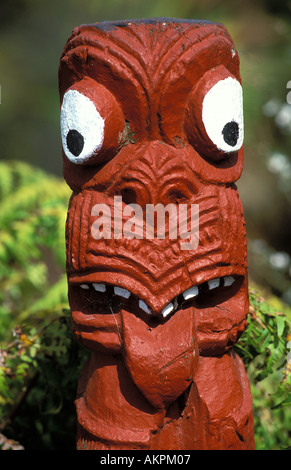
[
  {"left": 0, "top": 0, "right": 291, "bottom": 451},
  {"left": 1, "top": 0, "right": 291, "bottom": 304}
]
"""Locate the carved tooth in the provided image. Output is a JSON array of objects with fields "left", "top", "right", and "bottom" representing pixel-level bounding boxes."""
[
  {"left": 182, "top": 286, "right": 199, "bottom": 300},
  {"left": 114, "top": 286, "right": 131, "bottom": 299},
  {"left": 208, "top": 278, "right": 220, "bottom": 290},
  {"left": 80, "top": 284, "right": 89, "bottom": 289},
  {"left": 139, "top": 299, "right": 151, "bottom": 315},
  {"left": 223, "top": 276, "right": 235, "bottom": 287},
  {"left": 92, "top": 283, "right": 106, "bottom": 292},
  {"left": 161, "top": 302, "right": 174, "bottom": 318}
]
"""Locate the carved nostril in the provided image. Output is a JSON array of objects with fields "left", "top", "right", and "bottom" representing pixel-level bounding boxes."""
[
  {"left": 167, "top": 189, "right": 188, "bottom": 204},
  {"left": 120, "top": 187, "right": 137, "bottom": 205}
]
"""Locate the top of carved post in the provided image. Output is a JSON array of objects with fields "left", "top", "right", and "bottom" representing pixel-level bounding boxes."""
[{"left": 59, "top": 18, "right": 244, "bottom": 192}]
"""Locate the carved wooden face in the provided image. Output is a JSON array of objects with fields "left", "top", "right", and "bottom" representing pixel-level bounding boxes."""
[{"left": 59, "top": 19, "right": 248, "bottom": 408}]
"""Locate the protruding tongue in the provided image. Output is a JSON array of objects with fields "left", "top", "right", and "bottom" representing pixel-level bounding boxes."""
[{"left": 120, "top": 307, "right": 199, "bottom": 410}]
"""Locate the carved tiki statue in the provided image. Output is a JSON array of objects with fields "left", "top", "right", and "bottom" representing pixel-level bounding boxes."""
[{"left": 58, "top": 18, "right": 255, "bottom": 449}]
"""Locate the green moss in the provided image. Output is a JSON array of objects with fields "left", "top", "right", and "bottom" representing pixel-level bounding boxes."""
[{"left": 118, "top": 119, "right": 136, "bottom": 146}]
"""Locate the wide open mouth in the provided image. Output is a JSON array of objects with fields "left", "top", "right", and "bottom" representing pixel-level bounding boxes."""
[{"left": 70, "top": 274, "right": 243, "bottom": 325}]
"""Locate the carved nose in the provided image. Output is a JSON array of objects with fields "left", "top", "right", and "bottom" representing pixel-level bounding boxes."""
[
  {"left": 119, "top": 186, "right": 138, "bottom": 205},
  {"left": 119, "top": 183, "right": 191, "bottom": 207},
  {"left": 108, "top": 141, "right": 199, "bottom": 207}
]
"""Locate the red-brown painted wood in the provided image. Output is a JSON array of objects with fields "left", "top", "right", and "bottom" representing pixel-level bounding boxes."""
[{"left": 59, "top": 18, "right": 255, "bottom": 450}]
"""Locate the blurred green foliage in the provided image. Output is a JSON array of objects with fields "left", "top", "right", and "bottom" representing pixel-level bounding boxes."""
[
  {"left": 0, "top": 314, "right": 88, "bottom": 450},
  {"left": 0, "top": 161, "right": 80, "bottom": 449},
  {"left": 0, "top": 161, "right": 70, "bottom": 341},
  {"left": 236, "top": 288, "right": 291, "bottom": 449}
]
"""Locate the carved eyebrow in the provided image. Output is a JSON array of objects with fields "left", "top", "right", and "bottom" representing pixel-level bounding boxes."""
[{"left": 59, "top": 22, "right": 236, "bottom": 140}]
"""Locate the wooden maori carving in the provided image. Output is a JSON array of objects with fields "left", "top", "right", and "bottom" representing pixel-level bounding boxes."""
[{"left": 58, "top": 18, "right": 255, "bottom": 450}]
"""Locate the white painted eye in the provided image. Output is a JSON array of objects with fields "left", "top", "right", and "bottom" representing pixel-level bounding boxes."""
[
  {"left": 60, "top": 89, "right": 105, "bottom": 164},
  {"left": 202, "top": 77, "right": 244, "bottom": 153}
]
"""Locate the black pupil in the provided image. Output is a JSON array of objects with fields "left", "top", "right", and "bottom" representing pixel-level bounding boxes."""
[
  {"left": 66, "top": 129, "right": 84, "bottom": 157},
  {"left": 222, "top": 121, "right": 239, "bottom": 147}
]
